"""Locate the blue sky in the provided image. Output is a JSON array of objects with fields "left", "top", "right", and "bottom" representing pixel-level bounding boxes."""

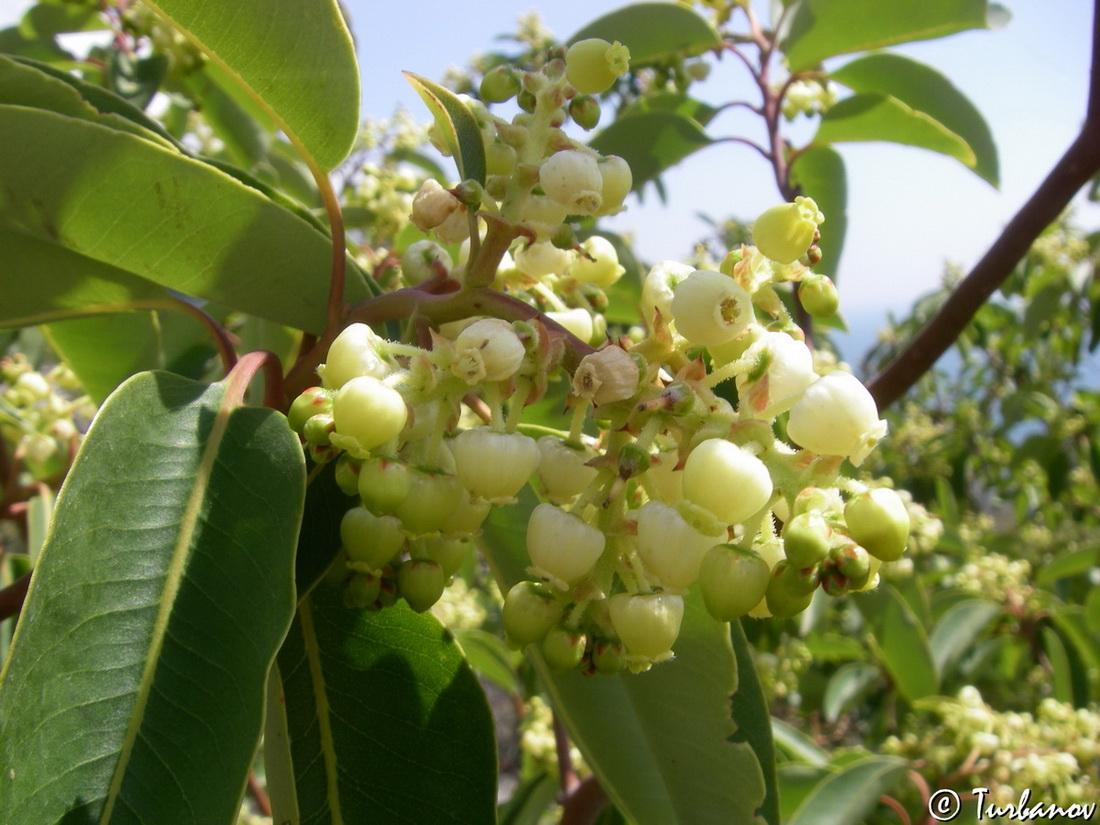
[{"left": 6, "top": 1, "right": 1098, "bottom": 355}]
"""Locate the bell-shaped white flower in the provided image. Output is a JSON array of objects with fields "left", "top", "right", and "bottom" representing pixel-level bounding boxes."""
[
  {"left": 682, "top": 438, "right": 773, "bottom": 525},
  {"left": 635, "top": 500, "right": 725, "bottom": 592},
  {"left": 539, "top": 149, "right": 603, "bottom": 215},
  {"left": 451, "top": 428, "right": 540, "bottom": 504},
  {"left": 609, "top": 592, "right": 684, "bottom": 671},
  {"left": 451, "top": 318, "right": 525, "bottom": 385},
  {"left": 526, "top": 503, "right": 605, "bottom": 590},
  {"left": 670, "top": 270, "right": 754, "bottom": 347},
  {"left": 536, "top": 436, "right": 598, "bottom": 503},
  {"left": 569, "top": 235, "right": 625, "bottom": 288},
  {"left": 737, "top": 331, "right": 817, "bottom": 419},
  {"left": 641, "top": 260, "right": 693, "bottom": 332},
  {"left": 786, "top": 371, "right": 888, "bottom": 466}
]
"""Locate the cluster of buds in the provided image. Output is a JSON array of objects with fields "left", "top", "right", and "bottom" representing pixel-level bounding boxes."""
[
  {"left": 780, "top": 78, "right": 839, "bottom": 121},
  {"left": 1, "top": 355, "right": 92, "bottom": 481}
]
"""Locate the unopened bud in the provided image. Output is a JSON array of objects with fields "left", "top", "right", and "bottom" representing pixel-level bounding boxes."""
[{"left": 572, "top": 345, "right": 640, "bottom": 406}]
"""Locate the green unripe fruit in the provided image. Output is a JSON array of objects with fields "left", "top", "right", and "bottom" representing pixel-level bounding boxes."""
[
  {"left": 480, "top": 64, "right": 520, "bottom": 103},
  {"left": 289, "top": 387, "right": 333, "bottom": 433},
  {"left": 502, "top": 581, "right": 564, "bottom": 647},
  {"left": 397, "top": 559, "right": 445, "bottom": 613},
  {"left": 844, "top": 488, "right": 910, "bottom": 562},
  {"left": 765, "top": 562, "right": 815, "bottom": 618},
  {"left": 752, "top": 197, "right": 824, "bottom": 265},
  {"left": 565, "top": 38, "right": 630, "bottom": 95},
  {"left": 823, "top": 542, "right": 872, "bottom": 593},
  {"left": 698, "top": 545, "right": 771, "bottom": 622},
  {"left": 422, "top": 536, "right": 472, "bottom": 580},
  {"left": 798, "top": 274, "right": 840, "bottom": 319},
  {"left": 782, "top": 511, "right": 832, "bottom": 568},
  {"left": 358, "top": 456, "right": 410, "bottom": 515},
  {"left": 333, "top": 453, "right": 361, "bottom": 497},
  {"left": 541, "top": 624, "right": 588, "bottom": 672}
]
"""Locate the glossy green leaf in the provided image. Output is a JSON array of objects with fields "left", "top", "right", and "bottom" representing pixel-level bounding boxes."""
[
  {"left": 26, "top": 485, "right": 53, "bottom": 564},
  {"left": 1041, "top": 626, "right": 1075, "bottom": 704},
  {"left": 142, "top": 0, "right": 359, "bottom": 171},
  {"left": 812, "top": 93, "right": 977, "bottom": 171},
  {"left": 823, "top": 662, "right": 882, "bottom": 722},
  {"left": 783, "top": 0, "right": 990, "bottom": 72},
  {"left": 929, "top": 599, "right": 1000, "bottom": 679},
  {"left": 271, "top": 586, "right": 498, "bottom": 825},
  {"left": 771, "top": 718, "right": 829, "bottom": 766},
  {"left": 803, "top": 632, "right": 865, "bottom": 663},
  {"left": 0, "top": 370, "right": 305, "bottom": 824},
  {"left": 786, "top": 756, "right": 909, "bottom": 825},
  {"left": 0, "top": 225, "right": 169, "bottom": 328},
  {"left": 44, "top": 310, "right": 218, "bottom": 404},
  {"left": 590, "top": 110, "right": 713, "bottom": 190},
  {"left": 789, "top": 144, "right": 846, "bottom": 279},
  {"left": 0, "top": 105, "right": 370, "bottom": 334},
  {"left": 183, "top": 64, "right": 273, "bottom": 168},
  {"left": 405, "top": 71, "right": 487, "bottom": 185},
  {"left": 568, "top": 3, "right": 723, "bottom": 62},
  {"left": 776, "top": 763, "right": 829, "bottom": 822},
  {"left": 1048, "top": 607, "right": 1100, "bottom": 704},
  {"left": 831, "top": 53, "right": 998, "bottom": 186},
  {"left": 854, "top": 585, "right": 938, "bottom": 703},
  {"left": 480, "top": 491, "right": 767, "bottom": 825},
  {"left": 455, "top": 627, "right": 522, "bottom": 694}
]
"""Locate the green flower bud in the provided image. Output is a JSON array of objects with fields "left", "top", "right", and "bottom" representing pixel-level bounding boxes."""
[
  {"left": 798, "top": 274, "right": 839, "bottom": 319},
  {"left": 565, "top": 38, "right": 630, "bottom": 95},
  {"left": 393, "top": 467, "right": 463, "bottom": 536},
  {"left": 752, "top": 197, "right": 824, "bottom": 265},
  {"left": 289, "top": 387, "right": 334, "bottom": 433},
  {"left": 541, "top": 624, "right": 588, "bottom": 672},
  {"left": 341, "top": 506, "right": 406, "bottom": 571},
  {"left": 330, "top": 376, "right": 408, "bottom": 457},
  {"left": 397, "top": 559, "right": 445, "bottom": 613},
  {"left": 782, "top": 511, "right": 832, "bottom": 568},
  {"left": 569, "top": 94, "right": 602, "bottom": 130},
  {"left": 844, "top": 488, "right": 910, "bottom": 562},
  {"left": 502, "top": 581, "right": 564, "bottom": 647},
  {"left": 358, "top": 456, "right": 410, "bottom": 515},
  {"left": 609, "top": 592, "right": 684, "bottom": 671},
  {"left": 319, "top": 323, "right": 391, "bottom": 389},
  {"left": 345, "top": 571, "right": 383, "bottom": 609},
  {"left": 421, "top": 536, "right": 472, "bottom": 579},
  {"left": 302, "top": 413, "right": 335, "bottom": 447},
  {"left": 401, "top": 239, "right": 452, "bottom": 285},
  {"left": 698, "top": 545, "right": 772, "bottom": 622},
  {"left": 591, "top": 638, "right": 626, "bottom": 675},
  {"left": 480, "top": 65, "right": 521, "bottom": 103},
  {"left": 333, "top": 453, "right": 361, "bottom": 497},
  {"left": 765, "top": 561, "right": 815, "bottom": 618}
]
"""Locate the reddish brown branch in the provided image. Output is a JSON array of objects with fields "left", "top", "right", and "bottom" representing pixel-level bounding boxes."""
[
  {"left": 247, "top": 771, "right": 272, "bottom": 818},
  {"left": 560, "top": 775, "right": 611, "bottom": 825},
  {"left": 867, "top": 0, "right": 1100, "bottom": 410}
]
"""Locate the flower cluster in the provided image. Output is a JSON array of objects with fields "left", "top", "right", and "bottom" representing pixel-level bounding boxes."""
[
  {"left": 1, "top": 355, "right": 93, "bottom": 481},
  {"left": 289, "top": 45, "right": 912, "bottom": 676},
  {"left": 885, "top": 686, "right": 1100, "bottom": 807}
]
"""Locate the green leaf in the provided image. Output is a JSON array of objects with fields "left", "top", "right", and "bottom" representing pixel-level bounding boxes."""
[
  {"left": 1036, "top": 544, "right": 1100, "bottom": 587},
  {"left": 0, "top": 370, "right": 305, "bottom": 824},
  {"left": 480, "top": 491, "right": 767, "bottom": 825},
  {"left": 771, "top": 718, "right": 829, "bottom": 766},
  {"left": 830, "top": 53, "right": 998, "bottom": 186},
  {"left": 1047, "top": 607, "right": 1100, "bottom": 704},
  {"left": 1041, "top": 625, "right": 1076, "bottom": 704},
  {"left": 44, "top": 310, "right": 218, "bottom": 404},
  {"left": 0, "top": 25, "right": 72, "bottom": 63},
  {"left": 822, "top": 662, "right": 882, "bottom": 722},
  {"left": 854, "top": 585, "right": 939, "bottom": 703},
  {"left": 107, "top": 50, "right": 169, "bottom": 111},
  {"left": 786, "top": 756, "right": 909, "bottom": 825},
  {"left": 19, "top": 1, "right": 107, "bottom": 38},
  {"left": 404, "top": 71, "right": 487, "bottom": 185},
  {"left": 0, "top": 105, "right": 370, "bottom": 334},
  {"left": 777, "top": 764, "right": 829, "bottom": 823},
  {"left": 589, "top": 110, "right": 713, "bottom": 190},
  {"left": 455, "top": 627, "right": 522, "bottom": 694},
  {"left": 619, "top": 92, "right": 720, "bottom": 126},
  {"left": 271, "top": 586, "right": 498, "bottom": 825},
  {"left": 812, "top": 92, "right": 977, "bottom": 172},
  {"left": 498, "top": 774, "right": 560, "bottom": 825},
  {"left": 788, "top": 144, "right": 846, "bottom": 279},
  {"left": 183, "top": 64, "right": 273, "bottom": 168},
  {"left": 0, "top": 224, "right": 169, "bottom": 328},
  {"left": 568, "top": 3, "right": 723, "bottom": 62},
  {"left": 929, "top": 599, "right": 1000, "bottom": 679},
  {"left": 730, "top": 621, "right": 781, "bottom": 825},
  {"left": 804, "top": 632, "right": 866, "bottom": 663},
  {"left": 783, "top": 0, "right": 990, "bottom": 72},
  {"left": 143, "top": 0, "right": 359, "bottom": 171}
]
